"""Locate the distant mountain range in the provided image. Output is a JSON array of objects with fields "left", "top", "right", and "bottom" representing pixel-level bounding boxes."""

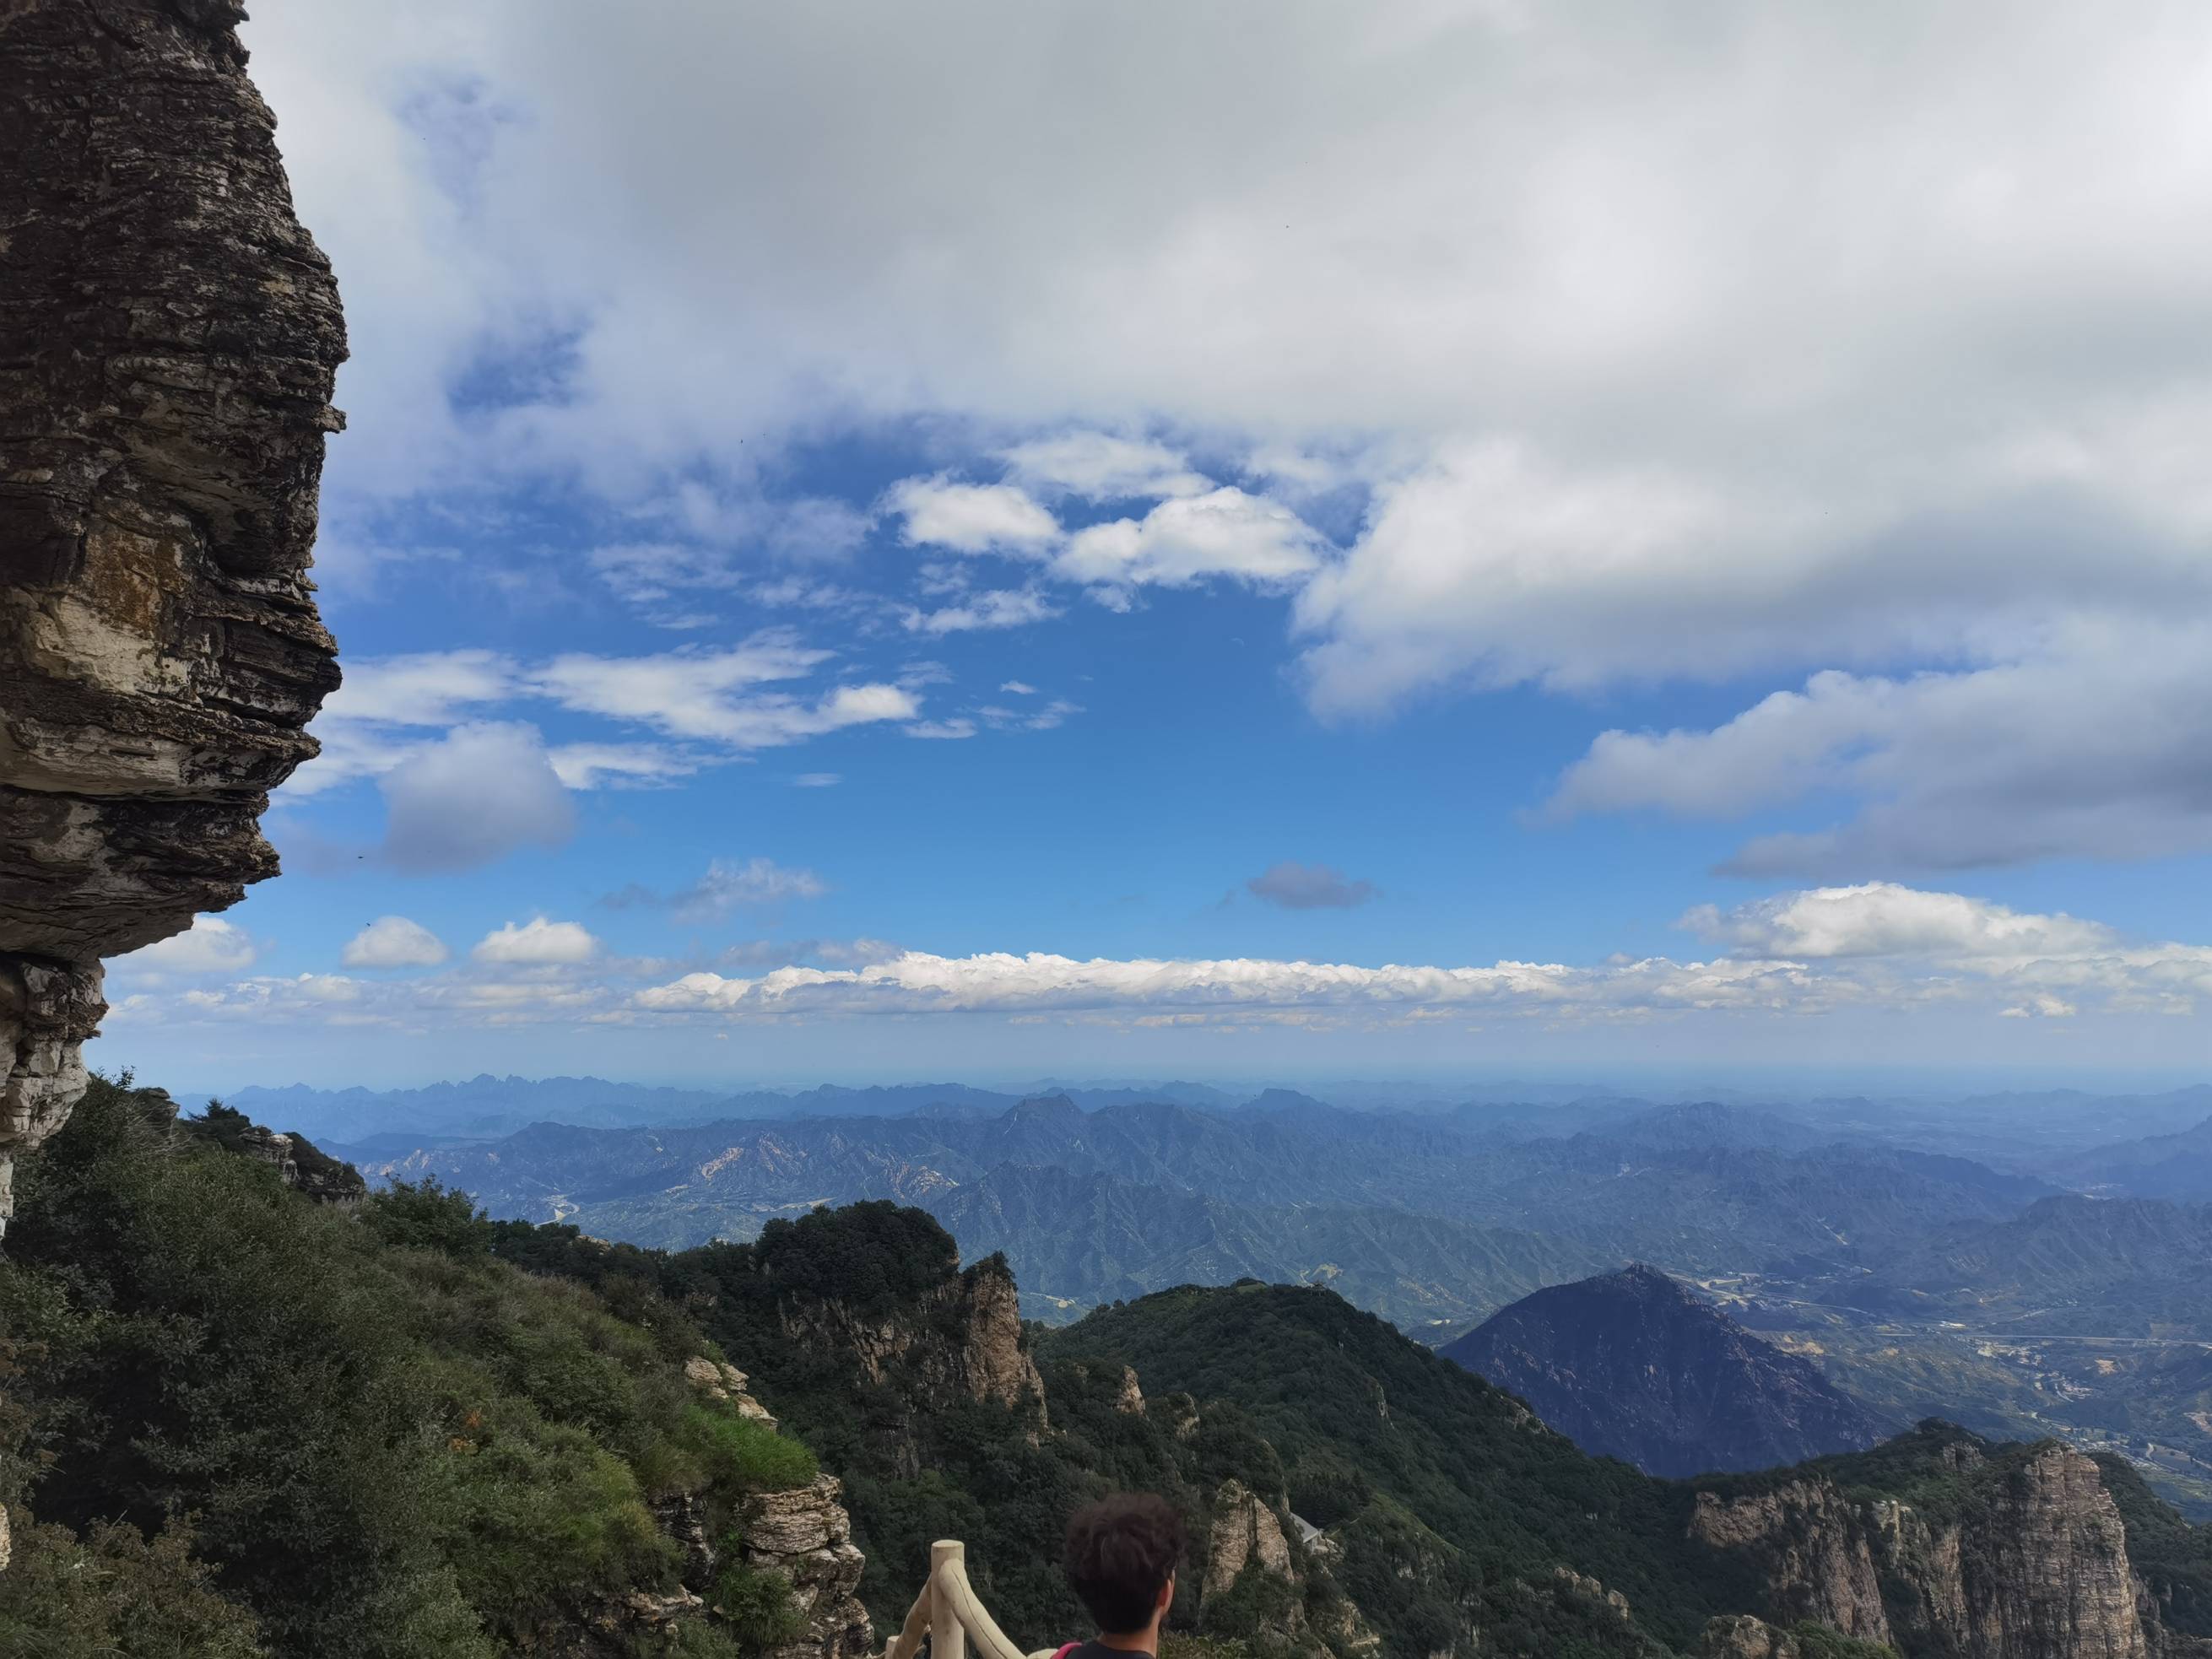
[
  {"left": 927, "top": 1162, "right": 1619, "bottom": 1329},
  {"left": 226, "top": 1075, "right": 1254, "bottom": 1143},
  {"left": 336, "top": 1093, "right": 2058, "bottom": 1297},
  {"left": 1441, "top": 1265, "right": 1887, "bottom": 1476},
  {"left": 1825, "top": 1193, "right": 2212, "bottom": 1337},
  {"left": 2068, "top": 1116, "right": 2212, "bottom": 1202}
]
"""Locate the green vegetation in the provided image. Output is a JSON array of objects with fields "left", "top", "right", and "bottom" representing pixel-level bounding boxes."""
[
  {"left": 0, "top": 1077, "right": 814, "bottom": 1657},
  {"left": 488, "top": 1202, "right": 1186, "bottom": 1645},
  {"left": 714, "top": 1559, "right": 809, "bottom": 1648},
  {"left": 2090, "top": 1454, "right": 2212, "bottom": 1636},
  {"left": 0, "top": 1514, "right": 268, "bottom": 1659},
  {"left": 1046, "top": 1282, "right": 1711, "bottom": 1656},
  {"left": 12, "top": 1094, "right": 2210, "bottom": 1659},
  {"left": 1789, "top": 1622, "right": 1899, "bottom": 1659}
]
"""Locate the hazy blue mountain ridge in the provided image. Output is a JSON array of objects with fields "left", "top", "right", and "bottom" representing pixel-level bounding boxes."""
[{"left": 1441, "top": 1265, "right": 1888, "bottom": 1476}]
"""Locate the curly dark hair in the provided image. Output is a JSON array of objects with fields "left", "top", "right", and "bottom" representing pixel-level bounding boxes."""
[{"left": 1063, "top": 1493, "right": 1187, "bottom": 1636}]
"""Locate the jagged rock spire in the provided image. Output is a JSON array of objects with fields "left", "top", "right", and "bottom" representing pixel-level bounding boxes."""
[{"left": 0, "top": 0, "right": 346, "bottom": 1231}]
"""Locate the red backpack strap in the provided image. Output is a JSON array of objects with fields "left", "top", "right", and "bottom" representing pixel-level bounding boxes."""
[{"left": 1052, "top": 1645, "right": 1082, "bottom": 1659}]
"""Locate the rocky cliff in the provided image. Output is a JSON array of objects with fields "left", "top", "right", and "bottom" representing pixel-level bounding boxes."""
[
  {"left": 647, "top": 1420, "right": 870, "bottom": 1659},
  {"left": 780, "top": 1253, "right": 1048, "bottom": 1434},
  {"left": 1198, "top": 1476, "right": 1383, "bottom": 1658},
  {"left": 1690, "top": 1427, "right": 2182, "bottom": 1659},
  {"left": 0, "top": 0, "right": 345, "bottom": 1232},
  {"left": 739, "top": 1477, "right": 874, "bottom": 1659},
  {"left": 1205, "top": 1476, "right": 1303, "bottom": 1613}
]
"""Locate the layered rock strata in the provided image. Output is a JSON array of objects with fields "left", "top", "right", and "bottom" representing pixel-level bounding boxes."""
[
  {"left": 0, "top": 0, "right": 345, "bottom": 1232},
  {"left": 1691, "top": 1440, "right": 2159, "bottom": 1659},
  {"left": 679, "top": 1357, "right": 873, "bottom": 1659}
]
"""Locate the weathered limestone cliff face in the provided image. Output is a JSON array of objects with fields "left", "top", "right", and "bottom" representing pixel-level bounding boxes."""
[
  {"left": 1690, "top": 1438, "right": 2158, "bottom": 1659},
  {"left": 1206, "top": 1478, "right": 1302, "bottom": 1609},
  {"left": 739, "top": 1478, "right": 874, "bottom": 1659},
  {"left": 678, "top": 1357, "right": 873, "bottom": 1659},
  {"left": 782, "top": 1257, "right": 1048, "bottom": 1427},
  {"left": 1690, "top": 1478, "right": 1891, "bottom": 1640},
  {"left": 0, "top": 0, "right": 346, "bottom": 1231},
  {"left": 1201, "top": 1477, "right": 1383, "bottom": 1659},
  {"left": 1696, "top": 1613, "right": 1813, "bottom": 1659}
]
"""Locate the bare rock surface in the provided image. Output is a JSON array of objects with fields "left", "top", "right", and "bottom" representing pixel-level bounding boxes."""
[
  {"left": 738, "top": 1475, "right": 873, "bottom": 1659},
  {"left": 679, "top": 1354, "right": 872, "bottom": 1658},
  {"left": 0, "top": 0, "right": 344, "bottom": 1229},
  {"left": 1204, "top": 1478, "right": 1302, "bottom": 1606},
  {"left": 1696, "top": 1614, "right": 1804, "bottom": 1659},
  {"left": 1692, "top": 1440, "right": 2157, "bottom": 1659},
  {"left": 782, "top": 1257, "right": 1048, "bottom": 1425}
]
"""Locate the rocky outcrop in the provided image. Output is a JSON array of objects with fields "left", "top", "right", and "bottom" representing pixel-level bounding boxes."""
[
  {"left": 676, "top": 1358, "right": 873, "bottom": 1659},
  {"left": 0, "top": 0, "right": 346, "bottom": 1232},
  {"left": 0, "top": 961, "right": 103, "bottom": 1225},
  {"left": 782, "top": 1257, "right": 1047, "bottom": 1424},
  {"left": 1199, "top": 1478, "right": 1386, "bottom": 1658},
  {"left": 1690, "top": 1479, "right": 1891, "bottom": 1640},
  {"left": 1113, "top": 1364, "right": 1146, "bottom": 1415},
  {"left": 685, "top": 1356, "right": 782, "bottom": 1429},
  {"left": 1550, "top": 1565, "right": 1635, "bottom": 1628},
  {"left": 1696, "top": 1614, "right": 1813, "bottom": 1659},
  {"left": 1690, "top": 1435, "right": 2156, "bottom": 1659},
  {"left": 735, "top": 1477, "right": 873, "bottom": 1659},
  {"left": 208, "top": 1121, "right": 365, "bottom": 1202},
  {"left": 1206, "top": 1478, "right": 1301, "bottom": 1606}
]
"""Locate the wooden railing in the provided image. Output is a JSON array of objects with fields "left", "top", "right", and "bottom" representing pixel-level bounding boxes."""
[{"left": 883, "top": 1540, "right": 1060, "bottom": 1659}]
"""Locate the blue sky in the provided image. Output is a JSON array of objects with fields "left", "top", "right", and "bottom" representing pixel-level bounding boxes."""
[{"left": 92, "top": 2, "right": 2212, "bottom": 1090}]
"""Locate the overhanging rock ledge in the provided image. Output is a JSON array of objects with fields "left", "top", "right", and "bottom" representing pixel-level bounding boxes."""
[{"left": 0, "top": 0, "right": 346, "bottom": 1232}]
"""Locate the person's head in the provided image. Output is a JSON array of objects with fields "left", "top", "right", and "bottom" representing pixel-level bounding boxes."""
[{"left": 1063, "top": 1493, "right": 1187, "bottom": 1639}]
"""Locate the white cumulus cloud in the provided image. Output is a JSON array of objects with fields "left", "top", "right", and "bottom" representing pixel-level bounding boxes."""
[
  {"left": 342, "top": 916, "right": 451, "bottom": 969},
  {"left": 103, "top": 884, "right": 2212, "bottom": 1035},
  {"left": 377, "top": 722, "right": 577, "bottom": 873},
  {"left": 1056, "top": 488, "right": 1325, "bottom": 592},
  {"left": 668, "top": 857, "right": 829, "bottom": 921},
  {"left": 109, "top": 916, "right": 258, "bottom": 979},
  {"left": 887, "top": 478, "right": 1061, "bottom": 555},
  {"left": 473, "top": 917, "right": 602, "bottom": 965},
  {"left": 1545, "top": 623, "right": 2212, "bottom": 873},
  {"left": 223, "top": 3, "right": 2212, "bottom": 877},
  {"left": 900, "top": 588, "right": 1062, "bottom": 635},
  {"left": 1680, "top": 884, "right": 2117, "bottom": 963}
]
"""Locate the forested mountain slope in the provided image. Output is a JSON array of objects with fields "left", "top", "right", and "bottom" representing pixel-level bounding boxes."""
[
  {"left": 928, "top": 1162, "right": 1617, "bottom": 1329},
  {"left": 1441, "top": 1266, "right": 1885, "bottom": 1476},
  {"left": 8, "top": 1090, "right": 2211, "bottom": 1659},
  {"left": 1041, "top": 1281, "right": 2212, "bottom": 1659},
  {"left": 0, "top": 1078, "right": 866, "bottom": 1658}
]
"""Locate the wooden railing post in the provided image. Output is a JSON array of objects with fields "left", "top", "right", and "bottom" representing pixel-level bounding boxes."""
[{"left": 932, "top": 1539, "right": 968, "bottom": 1659}]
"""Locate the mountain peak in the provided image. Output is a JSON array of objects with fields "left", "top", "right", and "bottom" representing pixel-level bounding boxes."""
[
  {"left": 1441, "top": 1266, "right": 1884, "bottom": 1477},
  {"left": 1002, "top": 1092, "right": 1086, "bottom": 1126}
]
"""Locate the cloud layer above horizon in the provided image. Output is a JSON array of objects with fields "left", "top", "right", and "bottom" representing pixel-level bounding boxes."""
[
  {"left": 109, "top": 3, "right": 2212, "bottom": 1085},
  {"left": 105, "top": 884, "right": 2212, "bottom": 1040},
  {"left": 241, "top": 0, "right": 2212, "bottom": 882}
]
